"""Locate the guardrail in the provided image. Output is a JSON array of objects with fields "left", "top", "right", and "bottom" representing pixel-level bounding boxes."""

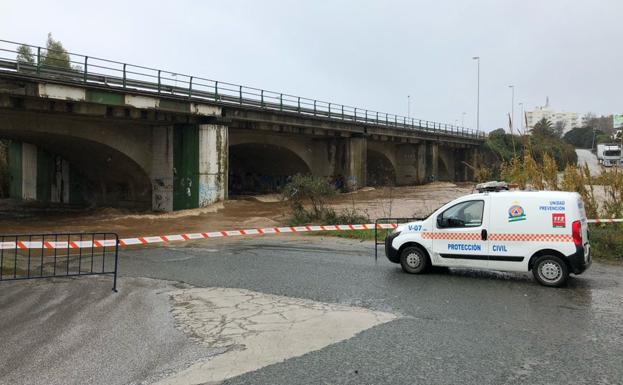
[
  {"left": 0, "top": 39, "right": 485, "bottom": 140},
  {"left": 0, "top": 232, "right": 119, "bottom": 291}
]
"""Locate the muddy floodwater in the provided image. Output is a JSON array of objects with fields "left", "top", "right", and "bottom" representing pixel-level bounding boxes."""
[{"left": 0, "top": 182, "right": 473, "bottom": 237}]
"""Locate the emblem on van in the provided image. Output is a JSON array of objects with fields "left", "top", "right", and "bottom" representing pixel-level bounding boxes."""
[
  {"left": 552, "top": 213, "right": 566, "bottom": 228},
  {"left": 508, "top": 205, "right": 526, "bottom": 222}
]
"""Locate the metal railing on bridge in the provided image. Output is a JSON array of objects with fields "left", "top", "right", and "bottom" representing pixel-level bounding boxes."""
[
  {"left": 0, "top": 232, "right": 119, "bottom": 291},
  {"left": 0, "top": 39, "right": 485, "bottom": 140}
]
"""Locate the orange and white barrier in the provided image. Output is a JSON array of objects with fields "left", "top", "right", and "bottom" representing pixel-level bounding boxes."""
[
  {"left": 0, "top": 223, "right": 397, "bottom": 250},
  {"left": 2, "top": 219, "right": 621, "bottom": 250}
]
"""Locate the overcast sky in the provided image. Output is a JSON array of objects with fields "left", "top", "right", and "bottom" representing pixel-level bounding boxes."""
[{"left": 1, "top": 0, "right": 621, "bottom": 131}]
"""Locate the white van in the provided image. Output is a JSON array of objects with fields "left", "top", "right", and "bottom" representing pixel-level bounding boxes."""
[{"left": 385, "top": 190, "right": 591, "bottom": 287}]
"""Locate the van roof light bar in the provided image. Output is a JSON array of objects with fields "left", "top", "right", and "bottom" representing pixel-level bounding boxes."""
[{"left": 476, "top": 181, "right": 509, "bottom": 193}]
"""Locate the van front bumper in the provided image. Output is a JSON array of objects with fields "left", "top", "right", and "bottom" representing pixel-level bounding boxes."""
[
  {"left": 567, "top": 245, "right": 591, "bottom": 275},
  {"left": 384, "top": 232, "right": 400, "bottom": 263}
]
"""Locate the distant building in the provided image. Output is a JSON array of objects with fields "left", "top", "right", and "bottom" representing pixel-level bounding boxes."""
[{"left": 525, "top": 98, "right": 580, "bottom": 133}]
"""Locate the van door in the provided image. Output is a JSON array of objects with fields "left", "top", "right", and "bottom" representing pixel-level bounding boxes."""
[{"left": 432, "top": 197, "right": 490, "bottom": 269}]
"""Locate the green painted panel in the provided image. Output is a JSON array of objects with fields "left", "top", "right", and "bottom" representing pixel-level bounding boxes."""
[
  {"left": 159, "top": 99, "right": 190, "bottom": 112},
  {"left": 8, "top": 141, "right": 22, "bottom": 199},
  {"left": 36, "top": 149, "right": 54, "bottom": 202},
  {"left": 173, "top": 125, "right": 199, "bottom": 210},
  {"left": 69, "top": 166, "right": 85, "bottom": 205},
  {"left": 85, "top": 90, "right": 124, "bottom": 105}
]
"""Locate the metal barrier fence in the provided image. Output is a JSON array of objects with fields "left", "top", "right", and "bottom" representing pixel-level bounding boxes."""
[
  {"left": 374, "top": 218, "right": 422, "bottom": 261},
  {"left": 0, "top": 39, "right": 485, "bottom": 140},
  {"left": 0, "top": 233, "right": 119, "bottom": 291}
]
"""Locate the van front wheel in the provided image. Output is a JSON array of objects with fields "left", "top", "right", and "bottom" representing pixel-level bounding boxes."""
[
  {"left": 533, "top": 255, "right": 569, "bottom": 287},
  {"left": 400, "top": 246, "right": 429, "bottom": 274}
]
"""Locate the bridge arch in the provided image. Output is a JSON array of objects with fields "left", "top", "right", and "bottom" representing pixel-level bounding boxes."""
[
  {"left": 367, "top": 149, "right": 396, "bottom": 186},
  {"left": 0, "top": 113, "right": 153, "bottom": 208},
  {"left": 228, "top": 142, "right": 312, "bottom": 194},
  {"left": 366, "top": 141, "right": 398, "bottom": 186},
  {"left": 437, "top": 148, "right": 455, "bottom": 181}
]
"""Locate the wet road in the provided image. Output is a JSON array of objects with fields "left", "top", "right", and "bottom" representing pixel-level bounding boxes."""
[{"left": 121, "top": 237, "right": 623, "bottom": 385}]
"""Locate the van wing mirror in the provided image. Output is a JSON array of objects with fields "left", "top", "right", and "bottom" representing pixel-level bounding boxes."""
[{"left": 437, "top": 216, "right": 445, "bottom": 228}]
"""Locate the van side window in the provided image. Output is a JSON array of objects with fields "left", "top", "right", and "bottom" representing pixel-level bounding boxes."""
[{"left": 436, "top": 200, "right": 484, "bottom": 229}]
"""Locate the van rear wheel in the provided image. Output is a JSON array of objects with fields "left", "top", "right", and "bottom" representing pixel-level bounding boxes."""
[
  {"left": 400, "top": 246, "right": 429, "bottom": 274},
  {"left": 533, "top": 255, "right": 569, "bottom": 287}
]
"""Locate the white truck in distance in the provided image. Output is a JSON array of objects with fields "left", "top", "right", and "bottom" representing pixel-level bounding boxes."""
[
  {"left": 385, "top": 188, "right": 591, "bottom": 287},
  {"left": 596, "top": 143, "right": 622, "bottom": 167}
]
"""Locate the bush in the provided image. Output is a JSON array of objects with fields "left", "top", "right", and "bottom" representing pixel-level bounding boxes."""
[
  {"left": 590, "top": 224, "right": 623, "bottom": 261},
  {"left": 281, "top": 174, "right": 335, "bottom": 223},
  {"left": 281, "top": 174, "right": 369, "bottom": 225}
]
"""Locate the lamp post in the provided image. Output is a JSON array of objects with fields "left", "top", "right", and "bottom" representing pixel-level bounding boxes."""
[
  {"left": 462, "top": 112, "right": 466, "bottom": 127},
  {"left": 518, "top": 102, "right": 524, "bottom": 134},
  {"left": 508, "top": 85, "right": 515, "bottom": 134},
  {"left": 472, "top": 57, "right": 480, "bottom": 132},
  {"left": 407, "top": 95, "right": 411, "bottom": 118}
]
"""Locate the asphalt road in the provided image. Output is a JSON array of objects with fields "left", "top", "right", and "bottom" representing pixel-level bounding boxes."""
[
  {"left": 118, "top": 236, "right": 623, "bottom": 385},
  {"left": 576, "top": 148, "right": 601, "bottom": 175}
]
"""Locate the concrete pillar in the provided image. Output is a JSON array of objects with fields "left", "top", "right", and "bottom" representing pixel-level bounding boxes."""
[
  {"left": 51, "top": 157, "right": 70, "bottom": 204},
  {"left": 395, "top": 144, "right": 418, "bottom": 185},
  {"left": 426, "top": 142, "right": 439, "bottom": 182},
  {"left": 315, "top": 136, "right": 366, "bottom": 190},
  {"left": 441, "top": 148, "right": 455, "bottom": 181},
  {"left": 151, "top": 126, "right": 174, "bottom": 211},
  {"left": 21, "top": 143, "right": 37, "bottom": 200},
  {"left": 416, "top": 143, "right": 426, "bottom": 183},
  {"left": 198, "top": 124, "right": 228, "bottom": 206},
  {"left": 346, "top": 136, "right": 366, "bottom": 190}
]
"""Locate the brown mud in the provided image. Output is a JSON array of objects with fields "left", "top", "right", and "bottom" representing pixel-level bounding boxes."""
[{"left": 0, "top": 182, "right": 473, "bottom": 237}]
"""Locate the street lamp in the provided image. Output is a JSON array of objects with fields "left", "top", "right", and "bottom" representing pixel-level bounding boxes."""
[
  {"left": 407, "top": 95, "right": 411, "bottom": 119},
  {"left": 462, "top": 112, "right": 467, "bottom": 127},
  {"left": 472, "top": 57, "right": 480, "bottom": 132},
  {"left": 508, "top": 85, "right": 515, "bottom": 134},
  {"left": 518, "top": 102, "right": 524, "bottom": 134}
]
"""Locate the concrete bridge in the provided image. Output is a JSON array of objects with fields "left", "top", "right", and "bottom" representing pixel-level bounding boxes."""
[{"left": 0, "top": 40, "right": 484, "bottom": 211}]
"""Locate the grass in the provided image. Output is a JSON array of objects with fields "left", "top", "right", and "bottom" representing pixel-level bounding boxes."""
[
  {"left": 1, "top": 265, "right": 28, "bottom": 277},
  {"left": 307, "top": 229, "right": 390, "bottom": 242}
]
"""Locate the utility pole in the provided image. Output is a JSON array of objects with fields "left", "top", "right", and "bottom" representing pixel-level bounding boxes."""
[
  {"left": 508, "top": 85, "right": 515, "bottom": 134},
  {"left": 518, "top": 102, "right": 524, "bottom": 134},
  {"left": 472, "top": 57, "right": 480, "bottom": 132}
]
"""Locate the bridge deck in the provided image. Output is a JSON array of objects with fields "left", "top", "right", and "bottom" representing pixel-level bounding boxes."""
[{"left": 0, "top": 39, "right": 484, "bottom": 141}]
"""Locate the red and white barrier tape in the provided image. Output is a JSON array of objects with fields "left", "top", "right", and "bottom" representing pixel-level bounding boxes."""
[
  {"left": 587, "top": 218, "right": 623, "bottom": 224},
  {"left": 0, "top": 223, "right": 397, "bottom": 250},
  {"left": 2, "top": 219, "right": 621, "bottom": 250}
]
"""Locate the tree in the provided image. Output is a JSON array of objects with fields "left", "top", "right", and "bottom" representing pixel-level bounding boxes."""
[
  {"left": 583, "top": 113, "right": 614, "bottom": 135},
  {"left": 532, "top": 118, "right": 557, "bottom": 138},
  {"left": 16, "top": 45, "right": 35, "bottom": 65},
  {"left": 41, "top": 33, "right": 72, "bottom": 70},
  {"left": 553, "top": 121, "right": 566, "bottom": 137},
  {"left": 563, "top": 126, "right": 603, "bottom": 149}
]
